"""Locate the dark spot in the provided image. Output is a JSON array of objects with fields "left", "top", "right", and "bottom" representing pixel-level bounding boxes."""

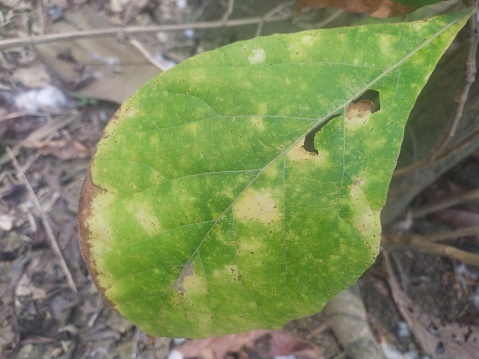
[
  {"left": 435, "top": 341, "right": 444, "bottom": 354},
  {"left": 428, "top": 323, "right": 438, "bottom": 334},
  {"left": 464, "top": 327, "right": 472, "bottom": 342}
]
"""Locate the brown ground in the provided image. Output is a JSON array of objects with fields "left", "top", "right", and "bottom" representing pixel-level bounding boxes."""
[{"left": 1, "top": 1, "right": 479, "bottom": 359}]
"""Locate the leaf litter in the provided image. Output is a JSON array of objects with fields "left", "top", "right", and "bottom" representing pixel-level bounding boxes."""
[{"left": 171, "top": 329, "right": 322, "bottom": 359}]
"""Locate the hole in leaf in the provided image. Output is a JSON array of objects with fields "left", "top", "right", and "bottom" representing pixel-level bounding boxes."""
[
  {"left": 352, "top": 89, "right": 380, "bottom": 112},
  {"left": 303, "top": 90, "right": 380, "bottom": 155},
  {"left": 303, "top": 113, "right": 340, "bottom": 155}
]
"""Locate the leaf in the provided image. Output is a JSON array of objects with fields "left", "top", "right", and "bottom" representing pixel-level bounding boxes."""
[
  {"left": 391, "top": 0, "right": 447, "bottom": 6},
  {"left": 78, "top": 9, "right": 472, "bottom": 338},
  {"left": 173, "top": 330, "right": 270, "bottom": 359},
  {"left": 268, "top": 330, "right": 323, "bottom": 358},
  {"left": 294, "top": 0, "right": 417, "bottom": 19},
  {"left": 173, "top": 329, "right": 323, "bottom": 359}
]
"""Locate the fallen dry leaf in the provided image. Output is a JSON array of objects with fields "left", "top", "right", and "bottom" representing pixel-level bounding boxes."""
[
  {"left": 269, "top": 330, "right": 323, "bottom": 358},
  {"left": 295, "top": 0, "right": 417, "bottom": 19},
  {"left": 25, "top": 138, "right": 89, "bottom": 160},
  {"left": 175, "top": 329, "right": 322, "bottom": 359},
  {"left": 175, "top": 330, "right": 270, "bottom": 359}
]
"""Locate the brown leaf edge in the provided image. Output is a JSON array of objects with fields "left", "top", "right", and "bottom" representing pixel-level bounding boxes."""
[{"left": 78, "top": 164, "right": 117, "bottom": 310}]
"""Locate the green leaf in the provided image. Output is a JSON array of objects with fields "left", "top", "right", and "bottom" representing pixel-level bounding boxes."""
[{"left": 79, "top": 9, "right": 472, "bottom": 338}]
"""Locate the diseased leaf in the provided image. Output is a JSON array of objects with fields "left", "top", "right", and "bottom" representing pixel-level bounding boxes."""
[
  {"left": 294, "top": 0, "right": 417, "bottom": 19},
  {"left": 78, "top": 9, "right": 472, "bottom": 338}
]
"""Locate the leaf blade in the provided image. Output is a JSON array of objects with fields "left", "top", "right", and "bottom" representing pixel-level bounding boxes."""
[{"left": 79, "top": 9, "right": 472, "bottom": 338}]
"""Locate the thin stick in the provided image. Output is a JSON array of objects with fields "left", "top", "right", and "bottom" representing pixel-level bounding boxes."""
[
  {"left": 0, "top": 15, "right": 290, "bottom": 50},
  {"left": 383, "top": 251, "right": 438, "bottom": 356},
  {"left": 221, "top": 0, "right": 235, "bottom": 23},
  {"left": 383, "top": 233, "right": 479, "bottom": 266},
  {"left": 295, "top": 8, "right": 343, "bottom": 30},
  {"left": 412, "top": 187, "right": 479, "bottom": 217},
  {"left": 393, "top": 125, "right": 479, "bottom": 176},
  {"left": 37, "top": 0, "right": 45, "bottom": 35},
  {"left": 6, "top": 147, "right": 78, "bottom": 293},
  {"left": 420, "top": 225, "right": 479, "bottom": 242},
  {"left": 255, "top": 1, "right": 294, "bottom": 37},
  {"left": 127, "top": 38, "right": 167, "bottom": 71},
  {"left": 389, "top": 226, "right": 479, "bottom": 243}
]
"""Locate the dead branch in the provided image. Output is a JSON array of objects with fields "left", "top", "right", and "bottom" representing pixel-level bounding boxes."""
[
  {"left": 412, "top": 187, "right": 479, "bottom": 217},
  {"left": 383, "top": 232, "right": 479, "bottom": 266},
  {"left": 0, "top": 15, "right": 290, "bottom": 50},
  {"left": 6, "top": 147, "right": 78, "bottom": 293}
]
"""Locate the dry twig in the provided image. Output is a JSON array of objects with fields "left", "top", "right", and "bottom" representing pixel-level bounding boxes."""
[
  {"left": 127, "top": 38, "right": 167, "bottom": 71},
  {"left": 412, "top": 186, "right": 479, "bottom": 217},
  {"left": 393, "top": 126, "right": 479, "bottom": 177},
  {"left": 5, "top": 147, "right": 78, "bottom": 293},
  {"left": 255, "top": 1, "right": 295, "bottom": 37},
  {"left": 0, "top": 15, "right": 290, "bottom": 50},
  {"left": 383, "top": 251, "right": 442, "bottom": 356},
  {"left": 221, "top": 0, "right": 235, "bottom": 23},
  {"left": 383, "top": 232, "right": 479, "bottom": 266}
]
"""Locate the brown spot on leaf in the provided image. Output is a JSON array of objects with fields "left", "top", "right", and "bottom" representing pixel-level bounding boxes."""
[
  {"left": 175, "top": 261, "right": 195, "bottom": 294},
  {"left": 78, "top": 165, "right": 117, "bottom": 310}
]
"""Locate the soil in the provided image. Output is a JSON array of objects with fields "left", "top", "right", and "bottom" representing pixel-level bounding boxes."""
[{"left": 1, "top": 1, "right": 479, "bottom": 359}]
